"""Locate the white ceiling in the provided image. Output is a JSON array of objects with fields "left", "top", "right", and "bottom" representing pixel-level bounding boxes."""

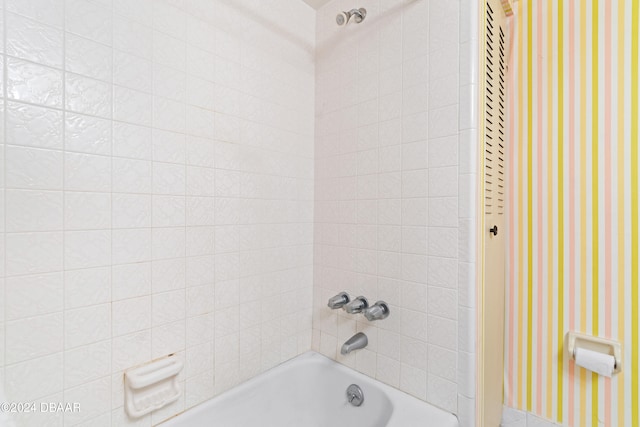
[{"left": 301, "top": 0, "right": 332, "bottom": 10}]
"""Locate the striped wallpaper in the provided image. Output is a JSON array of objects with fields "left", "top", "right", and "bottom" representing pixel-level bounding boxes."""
[{"left": 505, "top": 0, "right": 639, "bottom": 426}]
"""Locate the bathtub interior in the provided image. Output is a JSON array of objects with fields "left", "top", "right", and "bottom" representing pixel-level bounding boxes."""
[
  {"left": 193, "top": 364, "right": 392, "bottom": 427},
  {"left": 286, "top": 358, "right": 393, "bottom": 427},
  {"left": 160, "top": 352, "right": 456, "bottom": 427}
]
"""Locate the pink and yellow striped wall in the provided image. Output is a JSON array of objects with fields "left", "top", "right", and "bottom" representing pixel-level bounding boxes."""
[{"left": 505, "top": 0, "right": 639, "bottom": 425}]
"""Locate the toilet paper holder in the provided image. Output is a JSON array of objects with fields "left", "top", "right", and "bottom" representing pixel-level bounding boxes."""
[{"left": 566, "top": 332, "right": 622, "bottom": 374}]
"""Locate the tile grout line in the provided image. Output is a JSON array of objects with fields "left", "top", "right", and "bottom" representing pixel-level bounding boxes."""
[
  {"left": 149, "top": 3, "right": 156, "bottom": 419},
  {"left": 108, "top": 0, "right": 114, "bottom": 422},
  {"left": 61, "top": 0, "right": 67, "bottom": 419},
  {"left": 2, "top": 0, "right": 7, "bottom": 403}
]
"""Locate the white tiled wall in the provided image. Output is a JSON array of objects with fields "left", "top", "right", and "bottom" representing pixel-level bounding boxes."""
[
  {"left": 0, "top": 0, "right": 315, "bottom": 425},
  {"left": 311, "top": 0, "right": 475, "bottom": 420},
  {"left": 0, "top": 0, "right": 484, "bottom": 425}
]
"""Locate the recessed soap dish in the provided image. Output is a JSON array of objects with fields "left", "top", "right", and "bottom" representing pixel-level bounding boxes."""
[{"left": 124, "top": 355, "right": 183, "bottom": 418}]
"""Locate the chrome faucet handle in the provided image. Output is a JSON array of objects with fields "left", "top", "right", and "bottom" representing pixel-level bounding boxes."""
[
  {"left": 344, "top": 296, "right": 368, "bottom": 314},
  {"left": 363, "top": 301, "right": 390, "bottom": 321},
  {"left": 327, "top": 292, "right": 350, "bottom": 309}
]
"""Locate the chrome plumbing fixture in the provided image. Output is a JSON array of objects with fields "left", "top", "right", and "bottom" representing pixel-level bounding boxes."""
[
  {"left": 336, "top": 8, "right": 367, "bottom": 26},
  {"left": 363, "top": 301, "right": 390, "bottom": 321},
  {"left": 327, "top": 292, "right": 350, "bottom": 309},
  {"left": 341, "top": 332, "right": 368, "bottom": 355},
  {"left": 346, "top": 384, "right": 364, "bottom": 407},
  {"left": 344, "top": 296, "right": 368, "bottom": 314}
]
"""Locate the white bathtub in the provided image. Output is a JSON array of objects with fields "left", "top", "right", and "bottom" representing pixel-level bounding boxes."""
[{"left": 160, "top": 351, "right": 459, "bottom": 427}]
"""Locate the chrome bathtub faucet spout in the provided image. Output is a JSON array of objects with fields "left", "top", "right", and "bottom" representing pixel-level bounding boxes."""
[{"left": 341, "top": 332, "right": 368, "bottom": 355}]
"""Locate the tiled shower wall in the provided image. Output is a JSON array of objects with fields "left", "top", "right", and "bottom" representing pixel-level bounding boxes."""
[
  {"left": 312, "top": 0, "right": 477, "bottom": 423},
  {"left": 0, "top": 0, "right": 315, "bottom": 425}
]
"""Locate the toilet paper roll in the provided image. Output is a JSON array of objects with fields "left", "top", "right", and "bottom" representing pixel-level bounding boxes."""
[{"left": 574, "top": 347, "right": 615, "bottom": 377}]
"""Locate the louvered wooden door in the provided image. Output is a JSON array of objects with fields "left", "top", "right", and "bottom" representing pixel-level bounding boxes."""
[{"left": 480, "top": 0, "right": 507, "bottom": 425}]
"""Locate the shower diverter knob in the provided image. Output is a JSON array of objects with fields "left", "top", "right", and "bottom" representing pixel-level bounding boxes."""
[{"left": 344, "top": 296, "right": 368, "bottom": 314}]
